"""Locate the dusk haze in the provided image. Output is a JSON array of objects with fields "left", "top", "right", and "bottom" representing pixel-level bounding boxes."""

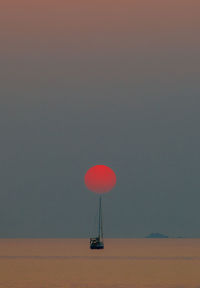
[{"left": 0, "top": 0, "right": 200, "bottom": 287}]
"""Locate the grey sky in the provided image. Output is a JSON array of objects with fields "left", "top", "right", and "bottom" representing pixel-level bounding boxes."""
[{"left": 0, "top": 0, "right": 200, "bottom": 237}]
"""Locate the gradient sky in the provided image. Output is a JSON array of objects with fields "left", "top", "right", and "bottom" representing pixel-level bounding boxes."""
[{"left": 0, "top": 0, "right": 200, "bottom": 237}]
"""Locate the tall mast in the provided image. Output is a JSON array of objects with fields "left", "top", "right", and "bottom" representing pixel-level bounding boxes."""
[
  {"left": 98, "top": 195, "right": 103, "bottom": 240},
  {"left": 101, "top": 196, "right": 103, "bottom": 240}
]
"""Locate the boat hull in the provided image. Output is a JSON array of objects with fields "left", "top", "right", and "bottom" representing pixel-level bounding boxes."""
[
  {"left": 90, "top": 242, "right": 104, "bottom": 249},
  {"left": 90, "top": 237, "right": 104, "bottom": 249}
]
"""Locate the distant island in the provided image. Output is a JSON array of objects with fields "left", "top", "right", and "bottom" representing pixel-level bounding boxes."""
[{"left": 146, "top": 233, "right": 169, "bottom": 238}]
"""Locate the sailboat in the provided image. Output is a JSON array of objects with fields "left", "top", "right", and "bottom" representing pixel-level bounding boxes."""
[{"left": 90, "top": 195, "right": 104, "bottom": 249}]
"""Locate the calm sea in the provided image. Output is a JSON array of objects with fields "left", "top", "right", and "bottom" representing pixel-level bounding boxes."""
[{"left": 0, "top": 239, "right": 199, "bottom": 288}]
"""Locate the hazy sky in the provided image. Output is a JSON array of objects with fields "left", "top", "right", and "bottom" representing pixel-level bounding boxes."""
[{"left": 0, "top": 0, "right": 200, "bottom": 237}]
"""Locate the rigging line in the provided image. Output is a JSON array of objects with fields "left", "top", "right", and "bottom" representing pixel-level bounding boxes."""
[
  {"left": 90, "top": 197, "right": 99, "bottom": 237},
  {"left": 101, "top": 197, "right": 103, "bottom": 239}
]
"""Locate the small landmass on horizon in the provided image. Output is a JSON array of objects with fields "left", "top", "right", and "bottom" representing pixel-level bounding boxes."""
[{"left": 146, "top": 233, "right": 169, "bottom": 238}]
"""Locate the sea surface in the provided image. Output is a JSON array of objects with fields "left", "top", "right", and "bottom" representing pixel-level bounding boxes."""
[{"left": 0, "top": 239, "right": 200, "bottom": 288}]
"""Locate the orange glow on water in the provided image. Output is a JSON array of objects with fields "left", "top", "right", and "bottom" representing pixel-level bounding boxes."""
[{"left": 0, "top": 239, "right": 200, "bottom": 287}]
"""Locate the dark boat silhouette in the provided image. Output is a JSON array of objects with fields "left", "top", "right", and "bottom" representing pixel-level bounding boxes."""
[{"left": 90, "top": 196, "right": 104, "bottom": 249}]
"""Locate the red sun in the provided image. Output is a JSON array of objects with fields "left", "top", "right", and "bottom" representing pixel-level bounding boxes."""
[{"left": 85, "top": 165, "right": 116, "bottom": 194}]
